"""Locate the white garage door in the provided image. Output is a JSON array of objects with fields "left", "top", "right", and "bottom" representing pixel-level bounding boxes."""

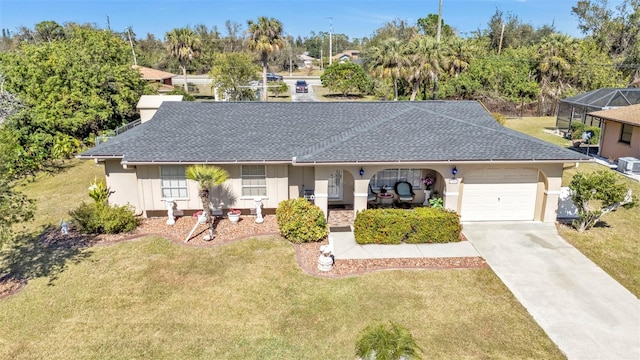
[{"left": 460, "top": 168, "right": 538, "bottom": 221}]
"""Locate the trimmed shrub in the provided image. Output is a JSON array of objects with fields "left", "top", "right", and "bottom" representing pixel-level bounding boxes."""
[
  {"left": 354, "top": 207, "right": 461, "bottom": 244},
  {"left": 353, "top": 209, "right": 411, "bottom": 244},
  {"left": 70, "top": 202, "right": 138, "bottom": 234},
  {"left": 276, "top": 198, "right": 328, "bottom": 243}
]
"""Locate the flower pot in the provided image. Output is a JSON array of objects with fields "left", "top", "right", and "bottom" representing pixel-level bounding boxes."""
[
  {"left": 228, "top": 212, "right": 240, "bottom": 224},
  {"left": 422, "top": 190, "right": 432, "bottom": 206}
]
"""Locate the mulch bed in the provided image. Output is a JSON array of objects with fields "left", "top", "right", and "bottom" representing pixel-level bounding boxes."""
[{"left": 0, "top": 215, "right": 487, "bottom": 299}]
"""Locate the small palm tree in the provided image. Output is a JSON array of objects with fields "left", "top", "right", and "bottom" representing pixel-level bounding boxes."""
[
  {"left": 166, "top": 27, "right": 201, "bottom": 92},
  {"left": 355, "top": 321, "right": 423, "bottom": 360},
  {"left": 244, "top": 17, "right": 285, "bottom": 101},
  {"left": 185, "top": 165, "right": 229, "bottom": 239}
]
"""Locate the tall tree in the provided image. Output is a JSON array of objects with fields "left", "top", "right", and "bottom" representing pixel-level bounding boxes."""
[
  {"left": 244, "top": 17, "right": 285, "bottom": 101},
  {"left": 406, "top": 36, "right": 447, "bottom": 100},
  {"left": 417, "top": 14, "right": 455, "bottom": 38},
  {"left": 166, "top": 27, "right": 201, "bottom": 92},
  {"left": 0, "top": 25, "right": 150, "bottom": 169},
  {"left": 320, "top": 62, "right": 372, "bottom": 97},
  {"left": 367, "top": 38, "right": 408, "bottom": 101},
  {"left": 535, "top": 34, "right": 579, "bottom": 115},
  {"left": 209, "top": 52, "right": 260, "bottom": 101}
]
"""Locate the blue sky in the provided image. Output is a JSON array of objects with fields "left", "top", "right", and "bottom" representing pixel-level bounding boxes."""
[{"left": 0, "top": 0, "right": 612, "bottom": 40}]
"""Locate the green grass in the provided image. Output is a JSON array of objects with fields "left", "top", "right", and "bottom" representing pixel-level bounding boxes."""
[
  {"left": 0, "top": 236, "right": 563, "bottom": 359},
  {"left": 314, "top": 85, "right": 378, "bottom": 101},
  {"left": 0, "top": 159, "right": 564, "bottom": 358},
  {"left": 16, "top": 159, "right": 104, "bottom": 232},
  {"left": 505, "top": 118, "right": 640, "bottom": 296},
  {"left": 504, "top": 116, "right": 571, "bottom": 147}
]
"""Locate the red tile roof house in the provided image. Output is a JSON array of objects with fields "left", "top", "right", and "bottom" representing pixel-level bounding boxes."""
[
  {"left": 133, "top": 65, "right": 176, "bottom": 93},
  {"left": 78, "top": 101, "right": 589, "bottom": 223}
]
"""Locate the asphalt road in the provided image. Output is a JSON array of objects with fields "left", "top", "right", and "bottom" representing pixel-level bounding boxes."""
[{"left": 172, "top": 75, "right": 322, "bottom": 102}]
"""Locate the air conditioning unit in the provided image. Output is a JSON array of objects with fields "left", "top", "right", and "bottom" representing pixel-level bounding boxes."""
[{"left": 617, "top": 157, "right": 640, "bottom": 175}]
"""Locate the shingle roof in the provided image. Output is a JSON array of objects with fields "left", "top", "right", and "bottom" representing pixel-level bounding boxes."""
[
  {"left": 79, "top": 101, "right": 589, "bottom": 164},
  {"left": 589, "top": 104, "right": 640, "bottom": 126}
]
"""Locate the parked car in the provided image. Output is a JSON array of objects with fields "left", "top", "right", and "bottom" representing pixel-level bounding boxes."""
[
  {"left": 266, "top": 72, "right": 283, "bottom": 81},
  {"left": 295, "top": 80, "right": 308, "bottom": 93}
]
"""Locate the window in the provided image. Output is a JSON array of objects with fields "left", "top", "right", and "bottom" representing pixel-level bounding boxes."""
[
  {"left": 620, "top": 123, "right": 633, "bottom": 144},
  {"left": 371, "top": 169, "right": 422, "bottom": 190},
  {"left": 242, "top": 165, "right": 266, "bottom": 197},
  {"left": 160, "top": 165, "right": 188, "bottom": 198}
]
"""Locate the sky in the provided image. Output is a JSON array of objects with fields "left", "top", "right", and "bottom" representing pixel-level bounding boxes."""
[{"left": 0, "top": 0, "right": 613, "bottom": 41}]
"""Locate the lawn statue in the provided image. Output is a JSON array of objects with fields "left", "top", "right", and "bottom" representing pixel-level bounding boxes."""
[{"left": 255, "top": 197, "right": 264, "bottom": 224}]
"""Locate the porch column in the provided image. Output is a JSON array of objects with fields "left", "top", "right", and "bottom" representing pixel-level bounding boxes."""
[
  {"left": 353, "top": 178, "right": 370, "bottom": 217},
  {"left": 444, "top": 176, "right": 461, "bottom": 213},
  {"left": 313, "top": 177, "right": 329, "bottom": 220},
  {"left": 542, "top": 176, "right": 563, "bottom": 223}
]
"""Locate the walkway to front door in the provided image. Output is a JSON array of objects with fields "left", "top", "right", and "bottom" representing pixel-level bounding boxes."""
[{"left": 327, "top": 205, "right": 354, "bottom": 229}]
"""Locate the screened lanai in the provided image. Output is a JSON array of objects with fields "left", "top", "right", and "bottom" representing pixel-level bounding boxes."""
[{"left": 556, "top": 88, "right": 640, "bottom": 132}]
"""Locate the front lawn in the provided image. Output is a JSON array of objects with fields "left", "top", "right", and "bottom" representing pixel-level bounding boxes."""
[
  {"left": 0, "top": 236, "right": 563, "bottom": 359},
  {"left": 0, "top": 159, "right": 565, "bottom": 358},
  {"left": 505, "top": 118, "right": 640, "bottom": 296}
]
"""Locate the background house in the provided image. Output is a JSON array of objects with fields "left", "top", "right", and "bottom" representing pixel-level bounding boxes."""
[
  {"left": 588, "top": 104, "right": 640, "bottom": 161},
  {"left": 133, "top": 65, "right": 176, "bottom": 93},
  {"left": 556, "top": 87, "right": 640, "bottom": 135},
  {"left": 79, "top": 101, "right": 589, "bottom": 223}
]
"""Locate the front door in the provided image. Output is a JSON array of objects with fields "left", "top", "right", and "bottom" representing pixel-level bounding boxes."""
[{"left": 328, "top": 170, "right": 343, "bottom": 201}]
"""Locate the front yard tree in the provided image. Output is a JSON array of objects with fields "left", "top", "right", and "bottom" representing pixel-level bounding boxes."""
[
  {"left": 185, "top": 165, "right": 229, "bottom": 240},
  {"left": 209, "top": 52, "right": 260, "bottom": 101},
  {"left": 166, "top": 27, "right": 201, "bottom": 92},
  {"left": 0, "top": 25, "right": 149, "bottom": 166},
  {"left": 320, "top": 62, "right": 372, "bottom": 97},
  {"left": 245, "top": 17, "right": 285, "bottom": 101},
  {"left": 569, "top": 170, "right": 636, "bottom": 232}
]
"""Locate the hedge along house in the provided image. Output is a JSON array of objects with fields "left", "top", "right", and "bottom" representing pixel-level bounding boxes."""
[
  {"left": 556, "top": 87, "right": 640, "bottom": 136},
  {"left": 78, "top": 101, "right": 590, "bottom": 223}
]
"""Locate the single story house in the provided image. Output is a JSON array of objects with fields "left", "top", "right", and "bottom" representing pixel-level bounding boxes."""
[
  {"left": 78, "top": 101, "right": 590, "bottom": 222},
  {"left": 556, "top": 87, "right": 640, "bottom": 134},
  {"left": 133, "top": 65, "right": 176, "bottom": 93},
  {"left": 588, "top": 104, "right": 640, "bottom": 161}
]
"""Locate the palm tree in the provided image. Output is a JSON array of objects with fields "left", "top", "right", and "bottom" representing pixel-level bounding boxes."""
[
  {"left": 185, "top": 165, "right": 229, "bottom": 240},
  {"left": 355, "top": 321, "right": 423, "bottom": 360},
  {"left": 166, "top": 27, "right": 201, "bottom": 92},
  {"left": 445, "top": 37, "right": 474, "bottom": 77},
  {"left": 407, "top": 36, "right": 448, "bottom": 101},
  {"left": 244, "top": 17, "right": 285, "bottom": 101},
  {"left": 367, "top": 38, "right": 409, "bottom": 101},
  {"left": 535, "top": 34, "right": 578, "bottom": 115}
]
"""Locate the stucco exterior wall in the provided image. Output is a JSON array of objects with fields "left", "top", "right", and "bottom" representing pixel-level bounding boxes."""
[
  {"left": 104, "top": 164, "right": 293, "bottom": 216},
  {"left": 600, "top": 121, "right": 640, "bottom": 160},
  {"left": 104, "top": 160, "right": 140, "bottom": 212},
  {"left": 102, "top": 161, "right": 568, "bottom": 223}
]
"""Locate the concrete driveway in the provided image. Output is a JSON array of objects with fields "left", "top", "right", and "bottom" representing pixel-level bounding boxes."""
[{"left": 463, "top": 222, "right": 639, "bottom": 360}]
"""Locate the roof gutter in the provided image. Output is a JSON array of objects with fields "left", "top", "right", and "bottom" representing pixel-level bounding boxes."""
[{"left": 291, "top": 157, "right": 592, "bottom": 166}]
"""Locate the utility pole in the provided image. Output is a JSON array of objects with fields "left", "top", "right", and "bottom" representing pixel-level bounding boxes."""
[
  {"left": 127, "top": 27, "right": 137, "bottom": 66},
  {"left": 436, "top": 0, "right": 443, "bottom": 43},
  {"left": 326, "top": 17, "right": 333, "bottom": 66},
  {"left": 498, "top": 23, "right": 506, "bottom": 55},
  {"left": 433, "top": 0, "right": 443, "bottom": 100}
]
